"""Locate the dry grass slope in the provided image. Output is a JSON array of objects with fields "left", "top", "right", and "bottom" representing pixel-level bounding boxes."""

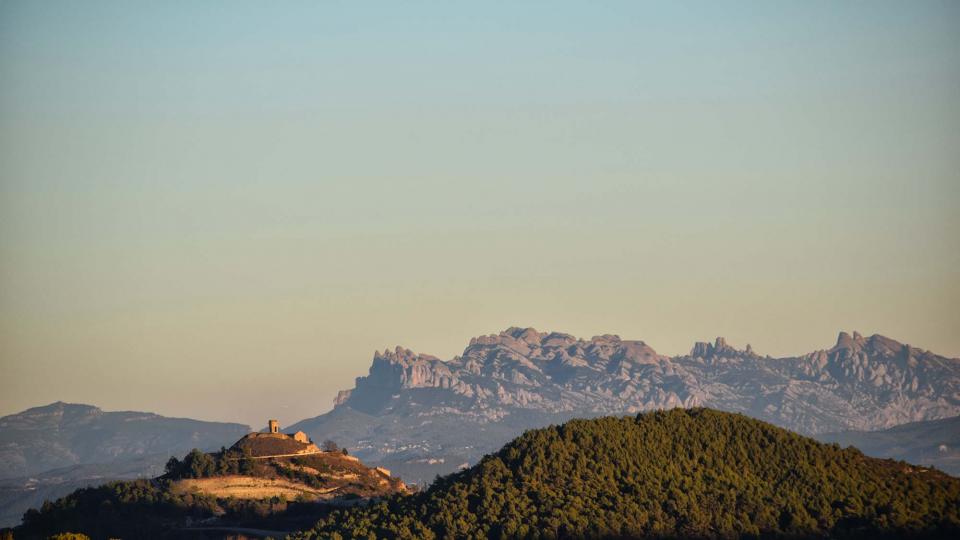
[{"left": 172, "top": 475, "right": 338, "bottom": 500}]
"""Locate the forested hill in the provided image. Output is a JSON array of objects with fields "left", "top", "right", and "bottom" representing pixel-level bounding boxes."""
[{"left": 296, "top": 408, "right": 960, "bottom": 539}]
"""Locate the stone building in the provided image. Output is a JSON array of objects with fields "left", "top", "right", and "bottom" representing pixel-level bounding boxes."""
[{"left": 230, "top": 419, "right": 321, "bottom": 457}]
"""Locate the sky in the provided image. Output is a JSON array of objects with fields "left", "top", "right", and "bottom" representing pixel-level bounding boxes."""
[{"left": 1, "top": 1, "right": 958, "bottom": 429}]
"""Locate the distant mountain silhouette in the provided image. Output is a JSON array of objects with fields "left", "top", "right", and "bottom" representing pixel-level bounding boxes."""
[
  {"left": 818, "top": 415, "right": 960, "bottom": 476},
  {"left": 0, "top": 402, "right": 250, "bottom": 527},
  {"left": 289, "top": 327, "right": 960, "bottom": 482},
  {"left": 0, "top": 402, "right": 250, "bottom": 479}
]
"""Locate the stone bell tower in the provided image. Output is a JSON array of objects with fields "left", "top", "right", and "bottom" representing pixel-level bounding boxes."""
[{"left": 268, "top": 419, "right": 279, "bottom": 434}]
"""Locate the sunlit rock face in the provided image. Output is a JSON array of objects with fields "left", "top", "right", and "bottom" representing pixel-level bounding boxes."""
[{"left": 290, "top": 327, "right": 960, "bottom": 481}]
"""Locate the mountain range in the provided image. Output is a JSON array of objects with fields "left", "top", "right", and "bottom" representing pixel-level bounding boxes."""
[
  {"left": 0, "top": 402, "right": 250, "bottom": 479},
  {"left": 2, "top": 328, "right": 958, "bottom": 526},
  {"left": 289, "top": 327, "right": 960, "bottom": 482}
]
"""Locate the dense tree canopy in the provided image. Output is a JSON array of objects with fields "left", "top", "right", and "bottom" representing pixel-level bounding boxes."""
[
  {"left": 295, "top": 409, "right": 960, "bottom": 539},
  {"left": 163, "top": 446, "right": 252, "bottom": 480}
]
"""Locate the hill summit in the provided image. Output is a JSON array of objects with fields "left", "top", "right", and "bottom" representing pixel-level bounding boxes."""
[
  {"left": 10, "top": 420, "right": 407, "bottom": 538},
  {"left": 297, "top": 408, "right": 960, "bottom": 539},
  {"left": 230, "top": 418, "right": 321, "bottom": 457}
]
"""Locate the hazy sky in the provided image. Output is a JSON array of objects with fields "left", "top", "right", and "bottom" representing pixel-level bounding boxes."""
[{"left": 1, "top": 1, "right": 958, "bottom": 428}]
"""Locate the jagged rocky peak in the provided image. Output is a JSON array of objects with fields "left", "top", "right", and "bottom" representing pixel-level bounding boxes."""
[
  {"left": 690, "top": 341, "right": 710, "bottom": 357},
  {"left": 866, "top": 334, "right": 909, "bottom": 357},
  {"left": 689, "top": 337, "right": 754, "bottom": 359},
  {"left": 618, "top": 339, "right": 660, "bottom": 362},
  {"left": 372, "top": 345, "right": 441, "bottom": 365},
  {"left": 542, "top": 332, "right": 577, "bottom": 347},
  {"left": 303, "top": 325, "right": 960, "bottom": 468},
  {"left": 583, "top": 334, "right": 661, "bottom": 365},
  {"left": 467, "top": 327, "right": 543, "bottom": 353},
  {"left": 364, "top": 346, "right": 451, "bottom": 389},
  {"left": 503, "top": 326, "right": 545, "bottom": 345},
  {"left": 333, "top": 389, "right": 353, "bottom": 407},
  {"left": 834, "top": 331, "right": 867, "bottom": 351},
  {"left": 832, "top": 331, "right": 907, "bottom": 358},
  {"left": 585, "top": 334, "right": 623, "bottom": 355}
]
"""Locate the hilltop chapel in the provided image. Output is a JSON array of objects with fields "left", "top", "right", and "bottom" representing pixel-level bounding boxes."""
[{"left": 229, "top": 419, "right": 320, "bottom": 457}]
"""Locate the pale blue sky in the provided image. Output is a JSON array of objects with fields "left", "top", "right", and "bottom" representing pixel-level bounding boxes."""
[{"left": 1, "top": 1, "right": 958, "bottom": 427}]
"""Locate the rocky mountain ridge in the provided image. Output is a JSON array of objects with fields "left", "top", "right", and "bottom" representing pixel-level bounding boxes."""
[
  {"left": 291, "top": 327, "right": 960, "bottom": 482},
  {"left": 334, "top": 328, "right": 958, "bottom": 432}
]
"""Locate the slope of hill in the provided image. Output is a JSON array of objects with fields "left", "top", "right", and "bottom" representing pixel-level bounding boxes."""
[
  {"left": 296, "top": 408, "right": 960, "bottom": 539},
  {"left": 289, "top": 327, "right": 960, "bottom": 481},
  {"left": 0, "top": 454, "right": 168, "bottom": 528},
  {"left": 0, "top": 402, "right": 251, "bottom": 479},
  {"left": 817, "top": 416, "right": 960, "bottom": 476},
  {"left": 163, "top": 444, "right": 407, "bottom": 503},
  {"left": 9, "top": 439, "right": 407, "bottom": 538}
]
